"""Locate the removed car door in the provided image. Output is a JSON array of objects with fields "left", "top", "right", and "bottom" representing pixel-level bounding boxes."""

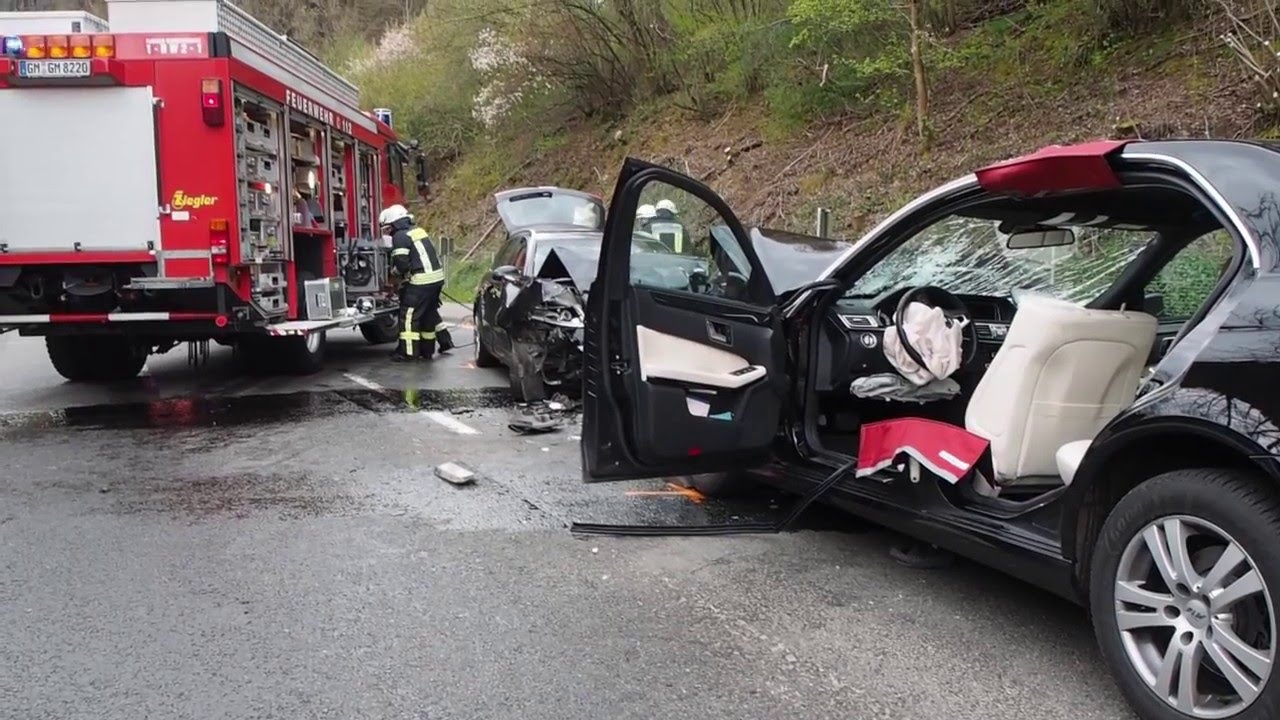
[{"left": 581, "top": 159, "right": 786, "bottom": 482}]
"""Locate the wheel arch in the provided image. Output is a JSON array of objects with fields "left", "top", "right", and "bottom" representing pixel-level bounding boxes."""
[{"left": 1062, "top": 418, "right": 1280, "bottom": 596}]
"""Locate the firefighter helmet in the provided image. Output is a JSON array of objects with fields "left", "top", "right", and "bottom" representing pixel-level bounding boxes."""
[
  {"left": 637, "top": 203, "right": 657, "bottom": 222},
  {"left": 379, "top": 204, "right": 411, "bottom": 228},
  {"left": 656, "top": 199, "right": 678, "bottom": 215}
]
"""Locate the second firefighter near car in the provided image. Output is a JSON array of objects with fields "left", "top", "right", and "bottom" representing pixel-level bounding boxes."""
[{"left": 380, "top": 204, "right": 454, "bottom": 362}]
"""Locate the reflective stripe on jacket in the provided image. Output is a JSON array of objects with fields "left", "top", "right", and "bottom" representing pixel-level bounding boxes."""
[{"left": 391, "top": 226, "right": 445, "bottom": 285}]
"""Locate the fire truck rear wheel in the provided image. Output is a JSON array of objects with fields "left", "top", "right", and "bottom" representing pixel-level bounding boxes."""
[
  {"left": 46, "top": 336, "right": 147, "bottom": 383},
  {"left": 359, "top": 315, "right": 399, "bottom": 345},
  {"left": 281, "top": 331, "right": 327, "bottom": 375}
]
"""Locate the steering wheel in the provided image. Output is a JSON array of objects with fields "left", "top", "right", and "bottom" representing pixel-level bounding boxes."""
[
  {"left": 892, "top": 285, "right": 979, "bottom": 374},
  {"left": 708, "top": 270, "right": 749, "bottom": 300}
]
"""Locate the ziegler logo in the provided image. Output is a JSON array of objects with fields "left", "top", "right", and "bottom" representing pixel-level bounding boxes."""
[{"left": 171, "top": 191, "right": 218, "bottom": 210}]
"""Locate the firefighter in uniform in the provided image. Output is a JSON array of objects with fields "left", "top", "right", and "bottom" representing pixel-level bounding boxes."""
[
  {"left": 380, "top": 205, "right": 454, "bottom": 361},
  {"left": 649, "top": 199, "right": 691, "bottom": 254}
]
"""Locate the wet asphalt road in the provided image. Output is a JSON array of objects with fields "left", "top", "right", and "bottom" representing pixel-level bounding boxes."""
[{"left": 0, "top": 308, "right": 1138, "bottom": 719}]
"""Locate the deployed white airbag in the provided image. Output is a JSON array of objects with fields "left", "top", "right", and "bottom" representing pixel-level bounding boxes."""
[{"left": 882, "top": 301, "right": 968, "bottom": 386}]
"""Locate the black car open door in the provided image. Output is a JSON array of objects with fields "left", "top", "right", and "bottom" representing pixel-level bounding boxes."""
[{"left": 581, "top": 159, "right": 786, "bottom": 482}]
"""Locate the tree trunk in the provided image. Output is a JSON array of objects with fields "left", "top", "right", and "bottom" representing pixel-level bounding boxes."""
[{"left": 907, "top": 0, "right": 930, "bottom": 147}]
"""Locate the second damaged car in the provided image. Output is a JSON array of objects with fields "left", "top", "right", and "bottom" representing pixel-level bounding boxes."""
[{"left": 474, "top": 186, "right": 715, "bottom": 402}]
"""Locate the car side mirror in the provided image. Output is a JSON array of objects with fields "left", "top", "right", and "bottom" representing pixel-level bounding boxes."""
[
  {"left": 1006, "top": 227, "right": 1076, "bottom": 249},
  {"left": 491, "top": 265, "right": 520, "bottom": 283},
  {"left": 1143, "top": 293, "right": 1165, "bottom": 316}
]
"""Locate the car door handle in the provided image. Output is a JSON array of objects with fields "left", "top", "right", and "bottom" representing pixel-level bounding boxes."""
[{"left": 707, "top": 320, "right": 732, "bottom": 346}]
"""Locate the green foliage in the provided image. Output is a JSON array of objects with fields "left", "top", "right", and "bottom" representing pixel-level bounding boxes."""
[
  {"left": 443, "top": 257, "right": 489, "bottom": 304},
  {"left": 1090, "top": 0, "right": 1205, "bottom": 34},
  {"left": 344, "top": 0, "right": 511, "bottom": 163},
  {"left": 785, "top": 0, "right": 913, "bottom": 116}
]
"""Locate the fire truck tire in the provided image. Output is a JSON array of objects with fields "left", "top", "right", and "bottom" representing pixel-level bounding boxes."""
[
  {"left": 46, "top": 336, "right": 146, "bottom": 383},
  {"left": 359, "top": 315, "right": 398, "bottom": 345},
  {"left": 280, "top": 331, "right": 327, "bottom": 375}
]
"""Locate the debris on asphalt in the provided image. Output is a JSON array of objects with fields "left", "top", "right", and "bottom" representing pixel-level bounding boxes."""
[
  {"left": 508, "top": 402, "right": 564, "bottom": 434},
  {"left": 435, "top": 461, "right": 477, "bottom": 486},
  {"left": 451, "top": 406, "right": 474, "bottom": 416}
]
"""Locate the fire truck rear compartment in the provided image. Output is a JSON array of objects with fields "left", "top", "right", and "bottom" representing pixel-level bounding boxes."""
[{"left": 0, "top": 86, "right": 161, "bottom": 255}]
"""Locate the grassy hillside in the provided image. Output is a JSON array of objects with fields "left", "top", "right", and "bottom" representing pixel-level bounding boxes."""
[{"left": 336, "top": 0, "right": 1268, "bottom": 301}]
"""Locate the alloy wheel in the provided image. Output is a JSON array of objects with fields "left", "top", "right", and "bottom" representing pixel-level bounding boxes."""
[{"left": 1114, "top": 515, "right": 1275, "bottom": 718}]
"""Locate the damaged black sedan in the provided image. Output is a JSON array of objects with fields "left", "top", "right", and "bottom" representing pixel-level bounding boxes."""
[{"left": 473, "top": 186, "right": 710, "bottom": 401}]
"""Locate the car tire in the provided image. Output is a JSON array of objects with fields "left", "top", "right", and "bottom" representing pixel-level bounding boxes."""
[
  {"left": 474, "top": 303, "right": 500, "bottom": 368},
  {"left": 1089, "top": 468, "right": 1280, "bottom": 720},
  {"left": 670, "top": 471, "right": 754, "bottom": 498},
  {"left": 360, "top": 314, "right": 399, "bottom": 345},
  {"left": 46, "top": 335, "right": 146, "bottom": 383}
]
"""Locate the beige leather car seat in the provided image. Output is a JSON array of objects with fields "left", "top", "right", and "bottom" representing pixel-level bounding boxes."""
[{"left": 965, "top": 293, "right": 1157, "bottom": 483}]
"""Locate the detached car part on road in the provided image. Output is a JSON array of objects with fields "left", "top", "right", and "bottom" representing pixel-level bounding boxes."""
[{"left": 580, "top": 141, "right": 1280, "bottom": 720}]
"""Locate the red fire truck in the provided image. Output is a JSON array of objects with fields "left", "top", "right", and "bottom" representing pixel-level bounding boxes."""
[{"left": 0, "top": 0, "right": 427, "bottom": 380}]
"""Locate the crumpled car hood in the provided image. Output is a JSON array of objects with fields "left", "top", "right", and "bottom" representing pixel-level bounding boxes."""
[{"left": 495, "top": 246, "right": 587, "bottom": 332}]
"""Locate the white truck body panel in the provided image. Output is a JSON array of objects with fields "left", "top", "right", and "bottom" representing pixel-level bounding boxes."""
[
  {"left": 0, "top": 86, "right": 162, "bottom": 255},
  {"left": 105, "top": 0, "right": 217, "bottom": 32},
  {"left": 0, "top": 11, "right": 109, "bottom": 35}
]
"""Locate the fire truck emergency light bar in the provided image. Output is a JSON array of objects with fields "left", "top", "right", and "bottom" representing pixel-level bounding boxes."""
[{"left": 2, "top": 33, "right": 115, "bottom": 58}]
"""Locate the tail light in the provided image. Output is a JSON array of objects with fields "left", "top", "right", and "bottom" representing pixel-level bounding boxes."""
[
  {"left": 46, "top": 35, "right": 68, "bottom": 59},
  {"left": 22, "top": 36, "right": 45, "bottom": 59},
  {"left": 69, "top": 35, "right": 91, "bottom": 59},
  {"left": 210, "top": 219, "right": 230, "bottom": 266},
  {"left": 92, "top": 35, "right": 114, "bottom": 58},
  {"left": 201, "top": 78, "right": 225, "bottom": 127}
]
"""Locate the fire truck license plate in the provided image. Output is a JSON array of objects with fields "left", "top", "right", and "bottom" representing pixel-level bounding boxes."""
[{"left": 17, "top": 60, "right": 91, "bottom": 79}]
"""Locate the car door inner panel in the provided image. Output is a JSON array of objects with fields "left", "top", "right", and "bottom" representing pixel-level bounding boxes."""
[{"left": 621, "top": 288, "right": 784, "bottom": 466}]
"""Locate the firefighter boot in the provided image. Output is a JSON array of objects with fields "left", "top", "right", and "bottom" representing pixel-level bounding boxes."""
[{"left": 436, "top": 326, "right": 455, "bottom": 353}]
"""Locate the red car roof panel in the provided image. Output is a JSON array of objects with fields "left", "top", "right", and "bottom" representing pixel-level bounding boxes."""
[{"left": 975, "top": 140, "right": 1131, "bottom": 196}]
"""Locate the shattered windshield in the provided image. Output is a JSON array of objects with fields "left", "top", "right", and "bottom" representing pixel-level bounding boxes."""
[{"left": 845, "top": 214, "right": 1157, "bottom": 303}]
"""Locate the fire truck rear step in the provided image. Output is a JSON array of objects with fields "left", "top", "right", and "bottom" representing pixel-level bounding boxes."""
[{"left": 265, "top": 309, "right": 396, "bottom": 336}]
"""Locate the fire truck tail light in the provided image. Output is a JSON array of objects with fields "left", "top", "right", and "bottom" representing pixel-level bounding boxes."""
[
  {"left": 210, "top": 219, "right": 230, "bottom": 265},
  {"left": 201, "top": 78, "right": 225, "bottom": 127},
  {"left": 22, "top": 36, "right": 45, "bottom": 59},
  {"left": 69, "top": 35, "right": 91, "bottom": 58},
  {"left": 46, "top": 35, "right": 68, "bottom": 59},
  {"left": 92, "top": 35, "right": 114, "bottom": 58}
]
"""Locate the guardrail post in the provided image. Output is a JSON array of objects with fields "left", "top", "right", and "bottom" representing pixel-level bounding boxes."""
[{"left": 815, "top": 207, "right": 831, "bottom": 238}]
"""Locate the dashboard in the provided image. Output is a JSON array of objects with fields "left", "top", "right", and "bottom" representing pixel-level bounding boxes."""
[{"left": 814, "top": 287, "right": 1019, "bottom": 394}]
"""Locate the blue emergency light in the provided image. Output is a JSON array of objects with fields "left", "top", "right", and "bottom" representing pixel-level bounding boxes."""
[{"left": 2, "top": 36, "right": 22, "bottom": 57}]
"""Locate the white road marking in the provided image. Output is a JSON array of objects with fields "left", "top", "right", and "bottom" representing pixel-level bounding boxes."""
[
  {"left": 343, "top": 373, "right": 386, "bottom": 392},
  {"left": 422, "top": 410, "right": 480, "bottom": 435}
]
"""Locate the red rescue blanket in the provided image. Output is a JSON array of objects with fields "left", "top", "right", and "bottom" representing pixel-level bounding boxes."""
[{"left": 856, "top": 418, "right": 990, "bottom": 485}]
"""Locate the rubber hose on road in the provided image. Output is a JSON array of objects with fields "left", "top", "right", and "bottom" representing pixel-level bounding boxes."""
[{"left": 570, "top": 457, "right": 860, "bottom": 537}]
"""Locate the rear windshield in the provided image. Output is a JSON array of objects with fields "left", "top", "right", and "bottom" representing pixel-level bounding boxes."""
[{"left": 498, "top": 190, "right": 605, "bottom": 231}]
